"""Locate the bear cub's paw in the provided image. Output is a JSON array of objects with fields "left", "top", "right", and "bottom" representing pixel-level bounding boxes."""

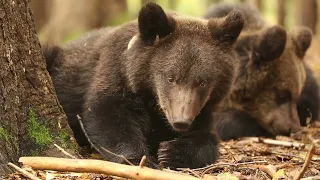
[{"left": 157, "top": 134, "right": 219, "bottom": 169}]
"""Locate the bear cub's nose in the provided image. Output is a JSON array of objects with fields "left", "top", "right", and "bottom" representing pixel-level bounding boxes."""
[{"left": 172, "top": 118, "right": 192, "bottom": 131}]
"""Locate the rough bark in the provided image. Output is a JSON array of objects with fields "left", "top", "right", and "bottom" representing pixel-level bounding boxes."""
[
  {"left": 295, "top": 0, "right": 318, "bottom": 33},
  {"left": 277, "top": 0, "right": 286, "bottom": 26},
  {"left": 0, "top": 0, "right": 78, "bottom": 176}
]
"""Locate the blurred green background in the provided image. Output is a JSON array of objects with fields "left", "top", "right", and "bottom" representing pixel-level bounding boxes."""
[{"left": 29, "top": 0, "right": 318, "bottom": 45}]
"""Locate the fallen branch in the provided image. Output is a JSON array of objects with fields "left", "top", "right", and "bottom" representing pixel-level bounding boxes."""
[
  {"left": 301, "top": 176, "right": 320, "bottom": 180},
  {"left": 242, "top": 137, "right": 305, "bottom": 148},
  {"left": 19, "top": 157, "right": 200, "bottom": 180},
  {"left": 54, "top": 144, "right": 77, "bottom": 159},
  {"left": 293, "top": 143, "right": 316, "bottom": 180},
  {"left": 7, "top": 162, "right": 41, "bottom": 180}
]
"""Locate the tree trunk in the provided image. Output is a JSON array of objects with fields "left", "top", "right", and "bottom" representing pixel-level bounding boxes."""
[
  {"left": 0, "top": 0, "right": 78, "bottom": 176},
  {"left": 295, "top": 0, "right": 318, "bottom": 33},
  {"left": 277, "top": 0, "right": 286, "bottom": 26}
]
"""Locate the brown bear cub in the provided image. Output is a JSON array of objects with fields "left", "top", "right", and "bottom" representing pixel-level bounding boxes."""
[
  {"left": 203, "top": 3, "right": 313, "bottom": 141},
  {"left": 44, "top": 3, "right": 245, "bottom": 168},
  {"left": 297, "top": 64, "right": 320, "bottom": 126}
]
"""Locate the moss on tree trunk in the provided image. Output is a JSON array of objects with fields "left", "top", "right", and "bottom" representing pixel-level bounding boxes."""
[{"left": 0, "top": 0, "right": 78, "bottom": 176}]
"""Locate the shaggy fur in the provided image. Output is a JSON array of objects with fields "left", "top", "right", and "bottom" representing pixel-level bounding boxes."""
[
  {"left": 204, "top": 3, "right": 313, "bottom": 140},
  {"left": 44, "top": 2, "right": 245, "bottom": 169},
  {"left": 297, "top": 65, "right": 320, "bottom": 126}
]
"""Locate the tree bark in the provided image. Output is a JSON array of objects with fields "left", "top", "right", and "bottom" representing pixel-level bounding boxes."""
[
  {"left": 277, "top": 0, "right": 286, "bottom": 27},
  {"left": 0, "top": 0, "right": 78, "bottom": 176},
  {"left": 295, "top": 0, "right": 318, "bottom": 33}
]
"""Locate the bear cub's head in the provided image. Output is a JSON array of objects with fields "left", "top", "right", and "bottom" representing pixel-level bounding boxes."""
[
  {"left": 125, "top": 3, "right": 244, "bottom": 131},
  {"left": 232, "top": 26, "right": 312, "bottom": 135}
]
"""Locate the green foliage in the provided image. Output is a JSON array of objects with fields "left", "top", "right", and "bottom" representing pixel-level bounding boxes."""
[
  {"left": 58, "top": 130, "right": 69, "bottom": 148},
  {"left": 27, "top": 108, "right": 52, "bottom": 146},
  {"left": 0, "top": 126, "right": 19, "bottom": 151},
  {"left": 0, "top": 127, "right": 11, "bottom": 142}
]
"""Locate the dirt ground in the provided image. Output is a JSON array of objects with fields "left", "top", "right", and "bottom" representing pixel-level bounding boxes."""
[{"left": 5, "top": 36, "right": 320, "bottom": 180}]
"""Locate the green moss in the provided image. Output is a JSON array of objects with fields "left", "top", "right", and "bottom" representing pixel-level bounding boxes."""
[
  {"left": 0, "top": 127, "right": 10, "bottom": 142},
  {"left": 30, "top": 149, "right": 41, "bottom": 156},
  {"left": 27, "top": 108, "right": 52, "bottom": 146},
  {"left": 0, "top": 127, "right": 19, "bottom": 151},
  {"left": 69, "top": 141, "right": 79, "bottom": 153},
  {"left": 58, "top": 130, "right": 69, "bottom": 148}
]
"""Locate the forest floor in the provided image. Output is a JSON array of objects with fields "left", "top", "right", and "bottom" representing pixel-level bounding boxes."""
[{"left": 5, "top": 36, "right": 320, "bottom": 180}]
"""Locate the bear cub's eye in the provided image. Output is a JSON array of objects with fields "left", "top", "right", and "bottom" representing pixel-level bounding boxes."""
[
  {"left": 168, "top": 76, "right": 175, "bottom": 83},
  {"left": 275, "top": 90, "right": 292, "bottom": 105},
  {"left": 199, "top": 80, "right": 206, "bottom": 87}
]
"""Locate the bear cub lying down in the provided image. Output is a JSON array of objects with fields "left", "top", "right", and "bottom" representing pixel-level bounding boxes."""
[
  {"left": 204, "top": 3, "right": 314, "bottom": 141},
  {"left": 44, "top": 2, "right": 245, "bottom": 169}
]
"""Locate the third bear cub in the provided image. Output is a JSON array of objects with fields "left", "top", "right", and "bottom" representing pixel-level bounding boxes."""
[{"left": 204, "top": 3, "right": 313, "bottom": 140}]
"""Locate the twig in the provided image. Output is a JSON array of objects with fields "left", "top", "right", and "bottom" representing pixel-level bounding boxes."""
[
  {"left": 100, "top": 146, "right": 134, "bottom": 166},
  {"left": 54, "top": 144, "right": 77, "bottom": 159},
  {"left": 78, "top": 114, "right": 134, "bottom": 166},
  {"left": 19, "top": 157, "right": 200, "bottom": 180},
  {"left": 242, "top": 137, "right": 305, "bottom": 148},
  {"left": 293, "top": 143, "right": 316, "bottom": 180},
  {"left": 301, "top": 176, "right": 320, "bottom": 180},
  {"left": 184, "top": 160, "right": 268, "bottom": 172},
  {"left": 270, "top": 151, "right": 320, "bottom": 166},
  {"left": 194, "top": 161, "right": 268, "bottom": 176},
  {"left": 179, "top": 168, "right": 201, "bottom": 178},
  {"left": 248, "top": 164, "right": 277, "bottom": 178},
  {"left": 139, "top": 156, "right": 147, "bottom": 168},
  {"left": 7, "top": 162, "right": 41, "bottom": 180},
  {"left": 77, "top": 114, "right": 104, "bottom": 155}
]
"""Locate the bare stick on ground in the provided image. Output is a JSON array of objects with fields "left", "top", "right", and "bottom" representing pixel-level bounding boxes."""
[
  {"left": 301, "top": 176, "right": 320, "bottom": 180},
  {"left": 19, "top": 157, "right": 200, "bottom": 180},
  {"left": 139, "top": 156, "right": 147, "bottom": 168},
  {"left": 248, "top": 164, "right": 277, "bottom": 178},
  {"left": 7, "top": 163, "right": 41, "bottom": 180},
  {"left": 54, "top": 144, "right": 77, "bottom": 159},
  {"left": 100, "top": 146, "right": 134, "bottom": 166},
  {"left": 242, "top": 137, "right": 305, "bottom": 148},
  {"left": 293, "top": 143, "right": 316, "bottom": 180}
]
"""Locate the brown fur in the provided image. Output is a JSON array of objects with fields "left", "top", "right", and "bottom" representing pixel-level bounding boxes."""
[
  {"left": 204, "top": 3, "right": 312, "bottom": 140},
  {"left": 45, "top": 3, "right": 245, "bottom": 168}
]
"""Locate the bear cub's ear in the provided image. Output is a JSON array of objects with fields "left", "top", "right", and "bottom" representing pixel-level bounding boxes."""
[
  {"left": 252, "top": 26, "right": 287, "bottom": 62},
  {"left": 208, "top": 10, "right": 244, "bottom": 44},
  {"left": 138, "top": 2, "right": 175, "bottom": 45},
  {"left": 289, "top": 27, "right": 312, "bottom": 58}
]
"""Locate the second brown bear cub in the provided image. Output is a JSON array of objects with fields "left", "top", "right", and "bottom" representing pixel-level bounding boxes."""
[
  {"left": 44, "top": 3, "right": 245, "bottom": 168},
  {"left": 204, "top": 3, "right": 313, "bottom": 140}
]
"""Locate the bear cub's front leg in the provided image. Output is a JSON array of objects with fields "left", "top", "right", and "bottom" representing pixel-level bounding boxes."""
[{"left": 157, "top": 131, "right": 219, "bottom": 169}]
